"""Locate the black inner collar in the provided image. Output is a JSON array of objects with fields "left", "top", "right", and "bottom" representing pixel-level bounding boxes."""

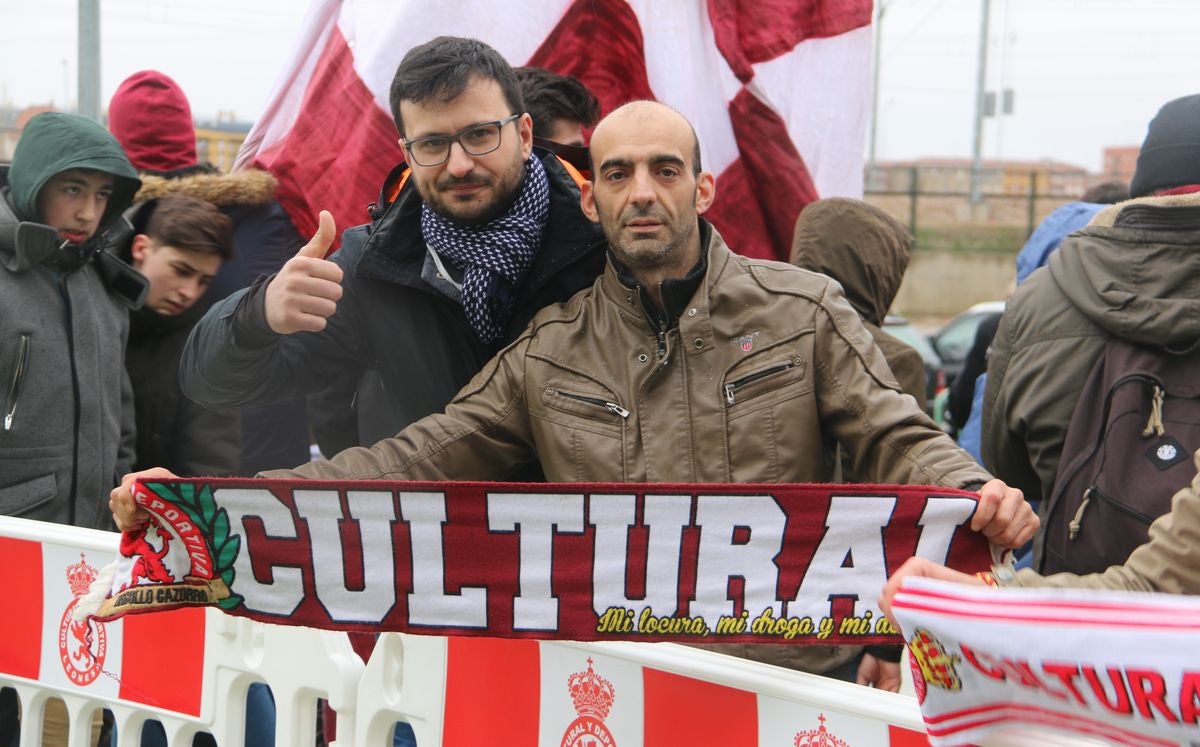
[{"left": 611, "top": 219, "right": 710, "bottom": 333}]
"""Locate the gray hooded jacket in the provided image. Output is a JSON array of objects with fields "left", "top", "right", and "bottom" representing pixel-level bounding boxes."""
[{"left": 0, "top": 112, "right": 144, "bottom": 528}]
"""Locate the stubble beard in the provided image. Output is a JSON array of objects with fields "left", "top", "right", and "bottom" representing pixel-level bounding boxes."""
[
  {"left": 421, "top": 157, "right": 528, "bottom": 228},
  {"left": 603, "top": 204, "right": 696, "bottom": 273}
]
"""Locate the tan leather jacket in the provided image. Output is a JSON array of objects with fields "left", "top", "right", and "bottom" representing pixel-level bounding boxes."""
[
  {"left": 272, "top": 226, "right": 990, "bottom": 676},
  {"left": 276, "top": 228, "right": 988, "bottom": 489}
]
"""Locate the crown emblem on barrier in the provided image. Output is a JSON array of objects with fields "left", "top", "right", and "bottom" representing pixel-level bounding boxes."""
[
  {"left": 794, "top": 714, "right": 850, "bottom": 747},
  {"left": 567, "top": 658, "right": 616, "bottom": 720},
  {"left": 909, "top": 627, "right": 962, "bottom": 691},
  {"left": 66, "top": 553, "right": 98, "bottom": 598}
]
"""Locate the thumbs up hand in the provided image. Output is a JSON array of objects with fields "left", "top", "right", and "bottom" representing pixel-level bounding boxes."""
[{"left": 265, "top": 211, "right": 344, "bottom": 335}]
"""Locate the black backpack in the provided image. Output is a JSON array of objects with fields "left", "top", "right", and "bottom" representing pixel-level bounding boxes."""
[{"left": 1039, "top": 337, "right": 1200, "bottom": 575}]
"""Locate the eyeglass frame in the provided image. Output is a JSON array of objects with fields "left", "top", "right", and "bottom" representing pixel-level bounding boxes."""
[{"left": 400, "top": 113, "right": 523, "bottom": 167}]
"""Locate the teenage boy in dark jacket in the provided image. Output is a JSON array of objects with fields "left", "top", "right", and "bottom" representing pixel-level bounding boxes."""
[{"left": 119, "top": 195, "right": 241, "bottom": 476}]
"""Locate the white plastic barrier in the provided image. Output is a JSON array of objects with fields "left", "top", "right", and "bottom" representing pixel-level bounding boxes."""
[
  {"left": 0, "top": 515, "right": 1106, "bottom": 746},
  {"left": 1, "top": 515, "right": 370, "bottom": 746}
]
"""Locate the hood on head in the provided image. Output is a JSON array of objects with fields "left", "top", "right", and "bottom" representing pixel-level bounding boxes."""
[
  {"left": 109, "top": 70, "right": 198, "bottom": 172},
  {"left": 790, "top": 198, "right": 913, "bottom": 326},
  {"left": 8, "top": 111, "right": 141, "bottom": 233}
]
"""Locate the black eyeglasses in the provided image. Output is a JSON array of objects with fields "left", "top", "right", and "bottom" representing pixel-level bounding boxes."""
[{"left": 402, "top": 113, "right": 522, "bottom": 167}]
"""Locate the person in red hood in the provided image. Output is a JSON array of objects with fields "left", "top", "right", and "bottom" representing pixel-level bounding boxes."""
[{"left": 108, "top": 70, "right": 310, "bottom": 478}]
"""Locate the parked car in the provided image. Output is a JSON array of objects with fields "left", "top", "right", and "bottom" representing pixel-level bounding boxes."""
[
  {"left": 882, "top": 314, "right": 946, "bottom": 414},
  {"left": 928, "top": 301, "right": 1006, "bottom": 384}
]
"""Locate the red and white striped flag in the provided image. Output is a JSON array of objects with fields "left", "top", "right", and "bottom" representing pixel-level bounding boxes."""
[{"left": 236, "top": 0, "right": 872, "bottom": 260}]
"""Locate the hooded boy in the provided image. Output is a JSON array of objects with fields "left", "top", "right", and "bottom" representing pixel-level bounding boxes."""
[{"left": 0, "top": 111, "right": 146, "bottom": 528}]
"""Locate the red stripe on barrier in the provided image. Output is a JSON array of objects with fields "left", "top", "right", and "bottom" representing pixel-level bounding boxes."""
[
  {"left": 0, "top": 537, "right": 42, "bottom": 679},
  {"left": 888, "top": 723, "right": 931, "bottom": 746},
  {"left": 643, "top": 668, "right": 757, "bottom": 746},
  {"left": 443, "top": 638, "right": 540, "bottom": 746},
  {"left": 119, "top": 607, "right": 206, "bottom": 715}
]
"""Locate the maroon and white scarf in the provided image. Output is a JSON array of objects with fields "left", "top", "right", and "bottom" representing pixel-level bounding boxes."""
[{"left": 80, "top": 478, "right": 995, "bottom": 647}]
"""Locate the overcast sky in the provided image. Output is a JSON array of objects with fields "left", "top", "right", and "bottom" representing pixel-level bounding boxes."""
[{"left": 2, "top": 0, "right": 1197, "bottom": 172}]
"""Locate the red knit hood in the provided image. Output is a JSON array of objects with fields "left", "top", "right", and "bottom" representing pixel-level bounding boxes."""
[{"left": 108, "top": 70, "right": 197, "bottom": 172}]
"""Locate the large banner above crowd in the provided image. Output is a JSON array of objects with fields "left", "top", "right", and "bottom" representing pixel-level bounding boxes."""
[
  {"left": 81, "top": 479, "right": 992, "bottom": 645},
  {"left": 234, "top": 0, "right": 872, "bottom": 260}
]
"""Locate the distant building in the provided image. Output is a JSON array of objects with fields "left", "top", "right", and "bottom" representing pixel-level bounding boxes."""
[
  {"left": 0, "top": 104, "right": 58, "bottom": 161},
  {"left": 1102, "top": 146, "right": 1138, "bottom": 184},
  {"left": 868, "top": 157, "right": 1090, "bottom": 197},
  {"left": 195, "top": 110, "right": 251, "bottom": 173}
]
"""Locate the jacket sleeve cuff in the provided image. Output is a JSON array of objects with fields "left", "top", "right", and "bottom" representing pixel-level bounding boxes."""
[
  {"left": 230, "top": 274, "right": 280, "bottom": 350},
  {"left": 865, "top": 644, "right": 904, "bottom": 663}
]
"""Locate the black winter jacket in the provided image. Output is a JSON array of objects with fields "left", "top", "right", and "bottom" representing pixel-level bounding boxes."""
[{"left": 180, "top": 148, "right": 607, "bottom": 454}]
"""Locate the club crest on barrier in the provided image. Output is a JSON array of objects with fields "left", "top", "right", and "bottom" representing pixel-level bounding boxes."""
[
  {"left": 560, "top": 657, "right": 617, "bottom": 747},
  {"left": 794, "top": 713, "right": 851, "bottom": 747},
  {"left": 58, "top": 553, "right": 107, "bottom": 686}
]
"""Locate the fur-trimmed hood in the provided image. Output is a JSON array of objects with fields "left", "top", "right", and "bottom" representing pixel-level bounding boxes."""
[
  {"left": 134, "top": 168, "right": 277, "bottom": 208},
  {"left": 1048, "top": 190, "right": 1200, "bottom": 345},
  {"left": 1090, "top": 190, "right": 1200, "bottom": 228}
]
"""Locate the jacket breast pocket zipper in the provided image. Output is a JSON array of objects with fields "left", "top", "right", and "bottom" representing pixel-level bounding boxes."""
[
  {"left": 5, "top": 334, "right": 31, "bottom": 432},
  {"left": 724, "top": 361, "right": 795, "bottom": 405},
  {"left": 551, "top": 389, "right": 630, "bottom": 419}
]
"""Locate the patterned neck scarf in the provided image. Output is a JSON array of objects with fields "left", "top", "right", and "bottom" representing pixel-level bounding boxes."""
[{"left": 421, "top": 156, "right": 550, "bottom": 346}]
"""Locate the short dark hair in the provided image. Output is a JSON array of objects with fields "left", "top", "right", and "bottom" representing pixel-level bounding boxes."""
[
  {"left": 1080, "top": 180, "right": 1129, "bottom": 205},
  {"left": 144, "top": 196, "right": 234, "bottom": 261},
  {"left": 388, "top": 36, "right": 524, "bottom": 137},
  {"left": 515, "top": 67, "right": 600, "bottom": 139}
]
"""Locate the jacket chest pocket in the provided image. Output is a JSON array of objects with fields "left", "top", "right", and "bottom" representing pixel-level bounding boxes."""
[
  {"left": 723, "top": 353, "right": 814, "bottom": 483},
  {"left": 723, "top": 354, "right": 808, "bottom": 415},
  {"left": 533, "top": 379, "right": 628, "bottom": 481},
  {"left": 539, "top": 384, "right": 629, "bottom": 431},
  {"left": 4, "top": 334, "right": 32, "bottom": 433}
]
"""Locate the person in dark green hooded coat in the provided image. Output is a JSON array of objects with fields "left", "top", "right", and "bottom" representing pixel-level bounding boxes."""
[{"left": 0, "top": 111, "right": 147, "bottom": 530}]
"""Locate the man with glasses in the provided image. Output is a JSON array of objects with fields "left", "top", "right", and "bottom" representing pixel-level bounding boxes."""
[{"left": 180, "top": 36, "right": 607, "bottom": 457}]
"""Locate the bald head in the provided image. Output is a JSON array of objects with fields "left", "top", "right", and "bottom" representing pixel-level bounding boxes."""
[
  {"left": 589, "top": 100, "right": 702, "bottom": 178},
  {"left": 579, "top": 99, "right": 716, "bottom": 303}
]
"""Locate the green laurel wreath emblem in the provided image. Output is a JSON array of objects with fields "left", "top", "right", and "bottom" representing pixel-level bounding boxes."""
[{"left": 145, "top": 482, "right": 244, "bottom": 610}]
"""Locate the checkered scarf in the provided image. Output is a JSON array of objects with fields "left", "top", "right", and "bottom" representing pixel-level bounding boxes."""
[{"left": 420, "top": 156, "right": 550, "bottom": 346}]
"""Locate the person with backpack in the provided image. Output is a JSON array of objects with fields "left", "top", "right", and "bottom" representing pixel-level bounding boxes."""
[
  {"left": 879, "top": 447, "right": 1200, "bottom": 616},
  {"left": 982, "top": 94, "right": 1200, "bottom": 572}
]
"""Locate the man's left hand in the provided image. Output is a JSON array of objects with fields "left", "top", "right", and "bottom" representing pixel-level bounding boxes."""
[
  {"left": 970, "top": 478, "right": 1038, "bottom": 548},
  {"left": 856, "top": 653, "right": 901, "bottom": 692}
]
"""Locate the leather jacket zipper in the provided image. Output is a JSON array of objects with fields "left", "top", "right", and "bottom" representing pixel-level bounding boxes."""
[
  {"left": 552, "top": 389, "right": 630, "bottom": 419},
  {"left": 4, "top": 334, "right": 30, "bottom": 431},
  {"left": 724, "top": 362, "right": 794, "bottom": 405}
]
